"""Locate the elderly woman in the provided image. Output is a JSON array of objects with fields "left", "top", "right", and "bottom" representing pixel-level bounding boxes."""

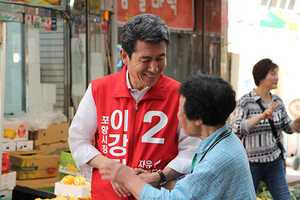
[
  {"left": 231, "top": 58, "right": 300, "bottom": 200},
  {"left": 99, "top": 73, "right": 256, "bottom": 200}
]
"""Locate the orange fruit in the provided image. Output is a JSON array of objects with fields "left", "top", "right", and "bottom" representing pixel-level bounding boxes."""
[
  {"left": 55, "top": 196, "right": 68, "bottom": 200},
  {"left": 69, "top": 197, "right": 80, "bottom": 200},
  {"left": 61, "top": 175, "right": 75, "bottom": 185},
  {"left": 74, "top": 175, "right": 86, "bottom": 186}
]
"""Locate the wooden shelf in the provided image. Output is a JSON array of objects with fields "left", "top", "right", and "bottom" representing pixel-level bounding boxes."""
[{"left": 16, "top": 173, "right": 59, "bottom": 190}]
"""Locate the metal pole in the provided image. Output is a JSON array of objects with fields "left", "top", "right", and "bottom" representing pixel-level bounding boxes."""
[
  {"left": 202, "top": 0, "right": 206, "bottom": 71},
  {"left": 86, "top": 0, "right": 90, "bottom": 88},
  {"left": 0, "top": 22, "right": 7, "bottom": 174}
]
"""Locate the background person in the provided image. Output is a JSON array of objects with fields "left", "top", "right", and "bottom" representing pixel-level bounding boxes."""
[
  {"left": 231, "top": 58, "right": 300, "bottom": 200},
  {"left": 98, "top": 72, "right": 257, "bottom": 200},
  {"left": 68, "top": 13, "right": 199, "bottom": 200}
]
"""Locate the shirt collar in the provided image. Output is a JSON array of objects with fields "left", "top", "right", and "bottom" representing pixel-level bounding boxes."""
[
  {"left": 196, "top": 123, "right": 230, "bottom": 154},
  {"left": 126, "top": 70, "right": 150, "bottom": 92},
  {"left": 251, "top": 89, "right": 275, "bottom": 105}
]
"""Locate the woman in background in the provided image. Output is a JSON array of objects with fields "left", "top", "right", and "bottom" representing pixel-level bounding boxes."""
[{"left": 231, "top": 58, "right": 300, "bottom": 200}]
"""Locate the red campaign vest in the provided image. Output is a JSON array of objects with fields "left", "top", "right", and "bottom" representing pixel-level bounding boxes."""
[{"left": 90, "top": 66, "right": 180, "bottom": 200}]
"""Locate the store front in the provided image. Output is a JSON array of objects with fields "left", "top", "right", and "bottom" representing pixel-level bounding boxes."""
[
  {"left": 0, "top": 0, "right": 228, "bottom": 199},
  {"left": 0, "top": 0, "right": 116, "bottom": 198},
  {"left": 117, "top": 0, "right": 229, "bottom": 83}
]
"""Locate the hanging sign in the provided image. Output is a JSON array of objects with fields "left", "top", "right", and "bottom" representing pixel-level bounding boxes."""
[
  {"left": 51, "top": 18, "right": 57, "bottom": 31},
  {"left": 117, "top": 0, "right": 194, "bottom": 30},
  {"left": 26, "top": 15, "right": 35, "bottom": 28},
  {"left": 45, "top": 17, "right": 52, "bottom": 30},
  {"left": 101, "top": 24, "right": 107, "bottom": 35}
]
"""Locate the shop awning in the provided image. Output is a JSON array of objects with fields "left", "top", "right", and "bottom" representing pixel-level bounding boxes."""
[{"left": 260, "top": 11, "right": 298, "bottom": 30}]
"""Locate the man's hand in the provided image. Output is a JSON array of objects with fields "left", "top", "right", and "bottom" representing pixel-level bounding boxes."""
[
  {"left": 111, "top": 165, "right": 135, "bottom": 197},
  {"left": 134, "top": 168, "right": 161, "bottom": 188},
  {"left": 110, "top": 181, "right": 131, "bottom": 198},
  {"left": 99, "top": 159, "right": 146, "bottom": 199},
  {"left": 99, "top": 160, "right": 134, "bottom": 197}
]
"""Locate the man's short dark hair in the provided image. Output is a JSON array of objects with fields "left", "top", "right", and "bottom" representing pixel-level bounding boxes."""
[
  {"left": 252, "top": 58, "right": 278, "bottom": 86},
  {"left": 179, "top": 72, "right": 236, "bottom": 126},
  {"left": 120, "top": 13, "right": 170, "bottom": 59}
]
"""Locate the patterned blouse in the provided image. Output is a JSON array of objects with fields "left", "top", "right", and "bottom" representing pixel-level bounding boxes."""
[{"left": 231, "top": 89, "right": 297, "bottom": 163}]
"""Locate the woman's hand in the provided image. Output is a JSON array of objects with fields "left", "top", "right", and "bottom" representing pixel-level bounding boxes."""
[
  {"left": 292, "top": 115, "right": 300, "bottom": 132},
  {"left": 248, "top": 102, "right": 279, "bottom": 130},
  {"left": 262, "top": 102, "right": 279, "bottom": 119}
]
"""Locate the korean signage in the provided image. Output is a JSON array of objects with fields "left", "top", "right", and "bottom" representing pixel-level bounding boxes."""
[
  {"left": 118, "top": 0, "right": 194, "bottom": 30},
  {"left": 26, "top": 15, "right": 56, "bottom": 31}
]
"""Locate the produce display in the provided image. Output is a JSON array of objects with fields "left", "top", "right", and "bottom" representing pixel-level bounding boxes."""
[
  {"left": 53, "top": 174, "right": 91, "bottom": 199},
  {"left": 61, "top": 175, "right": 90, "bottom": 188},
  {"left": 257, "top": 181, "right": 300, "bottom": 200}
]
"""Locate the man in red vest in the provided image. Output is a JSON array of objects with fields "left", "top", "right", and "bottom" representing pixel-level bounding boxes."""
[{"left": 68, "top": 13, "right": 199, "bottom": 200}]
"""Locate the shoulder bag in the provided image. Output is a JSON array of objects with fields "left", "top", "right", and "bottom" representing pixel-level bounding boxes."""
[{"left": 256, "top": 99, "right": 286, "bottom": 168}]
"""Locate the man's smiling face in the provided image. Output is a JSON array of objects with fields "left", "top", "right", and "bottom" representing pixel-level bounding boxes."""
[{"left": 120, "top": 40, "right": 167, "bottom": 90}]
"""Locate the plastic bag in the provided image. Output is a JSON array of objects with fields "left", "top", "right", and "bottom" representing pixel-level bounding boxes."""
[{"left": 17, "top": 106, "right": 67, "bottom": 131}]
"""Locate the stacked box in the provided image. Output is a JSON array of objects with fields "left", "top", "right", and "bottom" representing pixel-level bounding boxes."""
[
  {"left": 9, "top": 150, "right": 60, "bottom": 180},
  {"left": 29, "top": 122, "right": 70, "bottom": 155},
  {"left": 35, "top": 141, "right": 69, "bottom": 155},
  {"left": 54, "top": 182, "right": 91, "bottom": 198},
  {"left": 59, "top": 151, "right": 84, "bottom": 177},
  {"left": 2, "top": 118, "right": 31, "bottom": 153},
  {"left": 29, "top": 122, "right": 69, "bottom": 146},
  {"left": 16, "top": 140, "right": 34, "bottom": 151},
  {"left": 59, "top": 151, "right": 92, "bottom": 183},
  {"left": 2, "top": 118, "right": 28, "bottom": 141},
  {"left": 1, "top": 142, "right": 16, "bottom": 152},
  {"left": 0, "top": 188, "right": 13, "bottom": 200},
  {"left": 2, "top": 153, "right": 10, "bottom": 173},
  {"left": 0, "top": 171, "right": 16, "bottom": 190}
]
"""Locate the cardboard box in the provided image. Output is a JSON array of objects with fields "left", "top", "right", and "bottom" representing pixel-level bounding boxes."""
[
  {"left": 54, "top": 182, "right": 91, "bottom": 198},
  {"left": 2, "top": 153, "right": 10, "bottom": 173},
  {"left": 16, "top": 140, "right": 34, "bottom": 151},
  {"left": 2, "top": 142, "right": 16, "bottom": 152},
  {"left": 10, "top": 150, "right": 60, "bottom": 180},
  {"left": 35, "top": 141, "right": 69, "bottom": 155},
  {"left": 3, "top": 118, "right": 28, "bottom": 141},
  {"left": 0, "top": 171, "right": 16, "bottom": 190},
  {"left": 0, "top": 188, "right": 13, "bottom": 200},
  {"left": 29, "top": 122, "right": 69, "bottom": 146},
  {"left": 59, "top": 151, "right": 84, "bottom": 176}
]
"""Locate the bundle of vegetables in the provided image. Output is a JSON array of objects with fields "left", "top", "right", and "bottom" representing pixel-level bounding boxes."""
[
  {"left": 291, "top": 188, "right": 300, "bottom": 200},
  {"left": 257, "top": 187, "right": 273, "bottom": 200}
]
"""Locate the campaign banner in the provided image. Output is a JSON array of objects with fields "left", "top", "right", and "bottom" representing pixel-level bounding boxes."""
[{"left": 118, "top": 0, "right": 194, "bottom": 30}]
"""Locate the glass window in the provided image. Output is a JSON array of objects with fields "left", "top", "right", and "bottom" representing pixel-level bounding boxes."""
[{"left": 4, "top": 22, "right": 24, "bottom": 118}]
